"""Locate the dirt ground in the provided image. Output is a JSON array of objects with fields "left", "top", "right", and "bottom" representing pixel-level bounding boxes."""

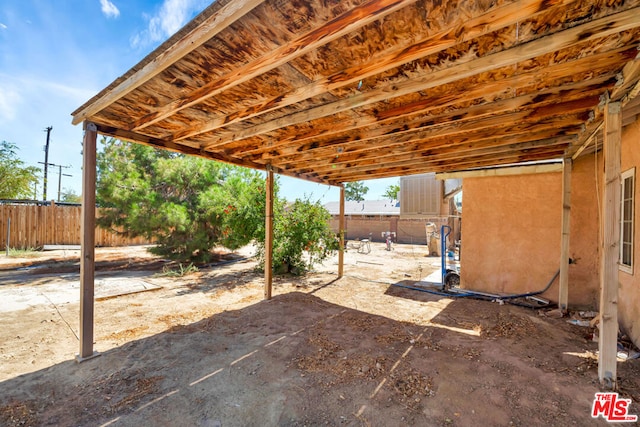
[{"left": 0, "top": 243, "right": 639, "bottom": 426}]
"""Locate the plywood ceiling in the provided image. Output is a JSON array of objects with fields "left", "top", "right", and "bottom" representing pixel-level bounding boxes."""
[{"left": 72, "top": 0, "right": 640, "bottom": 185}]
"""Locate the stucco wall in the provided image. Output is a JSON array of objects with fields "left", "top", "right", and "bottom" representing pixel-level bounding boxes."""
[
  {"left": 568, "top": 154, "right": 601, "bottom": 308},
  {"left": 620, "top": 117, "right": 640, "bottom": 346},
  {"left": 461, "top": 173, "right": 563, "bottom": 301},
  {"left": 329, "top": 216, "right": 450, "bottom": 244},
  {"left": 460, "top": 159, "right": 604, "bottom": 308}
]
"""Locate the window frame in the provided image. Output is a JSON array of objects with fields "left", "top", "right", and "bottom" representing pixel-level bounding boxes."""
[{"left": 620, "top": 167, "right": 635, "bottom": 275}]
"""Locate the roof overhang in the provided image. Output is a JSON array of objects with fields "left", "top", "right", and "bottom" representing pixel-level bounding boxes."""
[{"left": 72, "top": 0, "right": 640, "bottom": 186}]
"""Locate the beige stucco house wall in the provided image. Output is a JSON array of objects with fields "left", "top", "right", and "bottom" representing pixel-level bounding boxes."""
[
  {"left": 461, "top": 172, "right": 564, "bottom": 301},
  {"left": 461, "top": 113, "right": 640, "bottom": 346},
  {"left": 461, "top": 161, "right": 602, "bottom": 308},
  {"left": 460, "top": 159, "right": 602, "bottom": 307},
  {"left": 567, "top": 153, "right": 602, "bottom": 308},
  {"left": 620, "top": 118, "right": 640, "bottom": 346}
]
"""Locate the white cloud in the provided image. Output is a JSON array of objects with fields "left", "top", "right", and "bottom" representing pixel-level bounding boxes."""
[
  {"left": 0, "top": 74, "right": 95, "bottom": 125},
  {"left": 131, "top": 0, "right": 206, "bottom": 48},
  {"left": 99, "top": 0, "right": 120, "bottom": 19},
  {"left": 0, "top": 23, "right": 7, "bottom": 30},
  {"left": 0, "top": 85, "right": 22, "bottom": 123}
]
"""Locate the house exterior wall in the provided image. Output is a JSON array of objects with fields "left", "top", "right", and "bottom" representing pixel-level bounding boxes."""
[
  {"left": 568, "top": 153, "right": 602, "bottom": 308},
  {"left": 403, "top": 116, "right": 639, "bottom": 344},
  {"left": 620, "top": 117, "right": 640, "bottom": 346},
  {"left": 459, "top": 118, "right": 640, "bottom": 347},
  {"left": 459, "top": 152, "right": 607, "bottom": 309},
  {"left": 460, "top": 173, "right": 563, "bottom": 301},
  {"left": 461, "top": 163, "right": 602, "bottom": 307}
]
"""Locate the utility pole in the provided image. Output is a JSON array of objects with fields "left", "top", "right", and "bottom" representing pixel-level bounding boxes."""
[
  {"left": 42, "top": 126, "right": 52, "bottom": 201},
  {"left": 55, "top": 164, "right": 72, "bottom": 201}
]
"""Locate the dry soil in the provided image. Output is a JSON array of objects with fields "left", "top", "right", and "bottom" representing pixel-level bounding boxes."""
[{"left": 0, "top": 243, "right": 638, "bottom": 426}]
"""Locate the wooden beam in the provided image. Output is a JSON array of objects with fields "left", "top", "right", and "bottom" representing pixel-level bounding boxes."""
[
  {"left": 223, "top": 47, "right": 627, "bottom": 161},
  {"left": 436, "top": 162, "right": 563, "bottom": 180},
  {"left": 201, "top": 7, "right": 640, "bottom": 147},
  {"left": 95, "top": 124, "right": 328, "bottom": 185},
  {"left": 610, "top": 53, "right": 640, "bottom": 102},
  {"left": 571, "top": 54, "right": 640, "bottom": 157},
  {"left": 164, "top": 0, "right": 580, "bottom": 138},
  {"left": 255, "top": 85, "right": 604, "bottom": 165},
  {"left": 318, "top": 146, "right": 569, "bottom": 180},
  {"left": 599, "top": 101, "right": 622, "bottom": 389},
  {"left": 71, "top": 0, "right": 268, "bottom": 125},
  {"left": 572, "top": 122, "right": 603, "bottom": 160},
  {"left": 338, "top": 185, "right": 345, "bottom": 278},
  {"left": 134, "top": 0, "right": 418, "bottom": 133},
  {"left": 559, "top": 157, "right": 572, "bottom": 312},
  {"left": 297, "top": 132, "right": 573, "bottom": 178},
  {"left": 279, "top": 108, "right": 587, "bottom": 173},
  {"left": 282, "top": 112, "right": 581, "bottom": 175},
  {"left": 230, "top": 49, "right": 628, "bottom": 160},
  {"left": 264, "top": 168, "right": 274, "bottom": 300},
  {"left": 77, "top": 122, "right": 99, "bottom": 362},
  {"left": 320, "top": 146, "right": 567, "bottom": 182}
]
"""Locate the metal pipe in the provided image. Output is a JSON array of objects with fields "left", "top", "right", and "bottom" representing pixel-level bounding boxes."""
[
  {"left": 392, "top": 281, "right": 478, "bottom": 298},
  {"left": 441, "top": 225, "right": 451, "bottom": 283},
  {"left": 446, "top": 269, "right": 560, "bottom": 301}
]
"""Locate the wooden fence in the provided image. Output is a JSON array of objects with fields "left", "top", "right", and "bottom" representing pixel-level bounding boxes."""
[{"left": 0, "top": 202, "right": 151, "bottom": 249}]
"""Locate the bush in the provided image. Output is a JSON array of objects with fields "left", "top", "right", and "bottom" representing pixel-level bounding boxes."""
[{"left": 267, "top": 198, "right": 338, "bottom": 274}]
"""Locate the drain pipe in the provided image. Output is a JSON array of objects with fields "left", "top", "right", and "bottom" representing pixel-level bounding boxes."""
[
  {"left": 392, "top": 269, "right": 560, "bottom": 304},
  {"left": 392, "top": 281, "right": 479, "bottom": 298},
  {"left": 488, "top": 269, "right": 560, "bottom": 301},
  {"left": 447, "top": 269, "right": 560, "bottom": 302}
]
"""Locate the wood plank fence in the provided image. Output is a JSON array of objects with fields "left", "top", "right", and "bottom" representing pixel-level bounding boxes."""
[{"left": 0, "top": 202, "right": 151, "bottom": 249}]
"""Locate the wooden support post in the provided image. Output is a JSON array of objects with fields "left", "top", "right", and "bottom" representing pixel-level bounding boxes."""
[
  {"left": 264, "top": 168, "right": 274, "bottom": 300},
  {"left": 5, "top": 217, "right": 10, "bottom": 256},
  {"left": 559, "top": 158, "right": 572, "bottom": 312},
  {"left": 338, "top": 185, "right": 345, "bottom": 278},
  {"left": 599, "top": 102, "right": 622, "bottom": 388},
  {"left": 78, "top": 122, "right": 99, "bottom": 362}
]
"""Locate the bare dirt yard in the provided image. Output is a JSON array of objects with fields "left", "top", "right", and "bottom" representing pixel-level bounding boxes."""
[{"left": 0, "top": 243, "right": 639, "bottom": 426}]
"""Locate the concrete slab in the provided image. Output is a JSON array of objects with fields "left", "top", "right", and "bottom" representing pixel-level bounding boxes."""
[
  {"left": 0, "top": 277, "right": 161, "bottom": 313},
  {"left": 95, "top": 278, "right": 161, "bottom": 301}
]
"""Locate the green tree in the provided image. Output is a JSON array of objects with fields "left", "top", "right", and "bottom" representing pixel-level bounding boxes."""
[
  {"left": 383, "top": 182, "right": 400, "bottom": 200},
  {"left": 60, "top": 188, "right": 81, "bottom": 203},
  {"left": 0, "top": 141, "right": 40, "bottom": 199},
  {"left": 344, "top": 181, "right": 369, "bottom": 202},
  {"left": 97, "top": 138, "right": 337, "bottom": 272},
  {"left": 96, "top": 137, "right": 261, "bottom": 263}
]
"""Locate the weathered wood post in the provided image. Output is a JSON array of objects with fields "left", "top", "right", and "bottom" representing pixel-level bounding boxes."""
[
  {"left": 559, "top": 157, "right": 571, "bottom": 312},
  {"left": 338, "top": 185, "right": 345, "bottom": 278},
  {"left": 78, "top": 122, "right": 99, "bottom": 361},
  {"left": 264, "top": 167, "right": 274, "bottom": 300},
  {"left": 599, "top": 101, "right": 621, "bottom": 388},
  {"left": 5, "top": 217, "right": 10, "bottom": 256}
]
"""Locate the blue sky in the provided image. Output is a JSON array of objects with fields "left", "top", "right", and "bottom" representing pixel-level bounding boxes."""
[{"left": 0, "top": 0, "right": 398, "bottom": 203}]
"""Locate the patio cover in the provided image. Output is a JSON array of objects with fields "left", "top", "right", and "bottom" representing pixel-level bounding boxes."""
[
  {"left": 71, "top": 0, "right": 640, "bottom": 387},
  {"left": 72, "top": 0, "right": 640, "bottom": 183}
]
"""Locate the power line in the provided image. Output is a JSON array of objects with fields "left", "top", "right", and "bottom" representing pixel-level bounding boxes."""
[
  {"left": 38, "top": 161, "right": 72, "bottom": 202},
  {"left": 38, "top": 126, "right": 74, "bottom": 201}
]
